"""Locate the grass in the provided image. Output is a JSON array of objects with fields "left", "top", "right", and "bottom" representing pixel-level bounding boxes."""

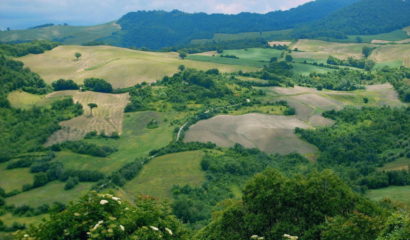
[
  {"left": 53, "top": 111, "right": 176, "bottom": 173},
  {"left": 0, "top": 213, "right": 47, "bottom": 227},
  {"left": 7, "top": 90, "right": 68, "bottom": 109},
  {"left": 346, "top": 29, "right": 409, "bottom": 43},
  {"left": 380, "top": 158, "right": 410, "bottom": 171},
  {"left": 292, "top": 63, "right": 334, "bottom": 75},
  {"left": 190, "top": 29, "right": 292, "bottom": 44},
  {"left": 6, "top": 182, "right": 94, "bottom": 207},
  {"left": 18, "top": 45, "right": 257, "bottom": 88},
  {"left": 366, "top": 186, "right": 410, "bottom": 206},
  {"left": 0, "top": 22, "right": 121, "bottom": 45},
  {"left": 123, "top": 151, "right": 205, "bottom": 200},
  {"left": 187, "top": 55, "right": 265, "bottom": 68},
  {"left": 0, "top": 164, "right": 33, "bottom": 193},
  {"left": 370, "top": 44, "right": 410, "bottom": 67},
  {"left": 292, "top": 39, "right": 365, "bottom": 60}
]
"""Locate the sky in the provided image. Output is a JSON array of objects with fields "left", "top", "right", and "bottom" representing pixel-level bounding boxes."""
[{"left": 0, "top": 0, "right": 313, "bottom": 30}]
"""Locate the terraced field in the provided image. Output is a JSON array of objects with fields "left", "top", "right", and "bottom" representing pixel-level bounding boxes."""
[
  {"left": 18, "top": 45, "right": 257, "bottom": 88},
  {"left": 45, "top": 90, "right": 129, "bottom": 146}
]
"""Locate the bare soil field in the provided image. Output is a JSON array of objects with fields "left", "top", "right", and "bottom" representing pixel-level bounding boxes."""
[
  {"left": 45, "top": 90, "right": 129, "bottom": 145},
  {"left": 18, "top": 45, "right": 255, "bottom": 88},
  {"left": 185, "top": 113, "right": 318, "bottom": 155}
]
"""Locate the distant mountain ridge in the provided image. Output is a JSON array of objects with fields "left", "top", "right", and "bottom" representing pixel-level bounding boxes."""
[
  {"left": 103, "top": 0, "right": 359, "bottom": 49},
  {"left": 293, "top": 0, "right": 410, "bottom": 38}
]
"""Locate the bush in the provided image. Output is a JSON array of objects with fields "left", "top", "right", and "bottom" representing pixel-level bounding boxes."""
[
  {"left": 83, "top": 78, "right": 113, "bottom": 93},
  {"left": 64, "top": 177, "right": 79, "bottom": 190},
  {"left": 51, "top": 79, "right": 79, "bottom": 91}
]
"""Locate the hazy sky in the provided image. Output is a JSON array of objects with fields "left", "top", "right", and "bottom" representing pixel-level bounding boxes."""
[{"left": 0, "top": 0, "right": 313, "bottom": 30}]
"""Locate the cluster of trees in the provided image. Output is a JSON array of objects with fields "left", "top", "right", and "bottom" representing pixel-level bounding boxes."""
[
  {"left": 327, "top": 56, "right": 375, "bottom": 70},
  {"left": 240, "top": 61, "right": 294, "bottom": 87},
  {"left": 15, "top": 192, "right": 189, "bottom": 240},
  {"left": 105, "top": 0, "right": 356, "bottom": 49},
  {"left": 196, "top": 169, "right": 409, "bottom": 240},
  {"left": 296, "top": 106, "right": 410, "bottom": 190},
  {"left": 51, "top": 79, "right": 79, "bottom": 91},
  {"left": 83, "top": 78, "right": 113, "bottom": 93},
  {"left": 171, "top": 144, "right": 309, "bottom": 228},
  {"left": 0, "top": 40, "right": 59, "bottom": 57},
  {"left": 0, "top": 98, "right": 82, "bottom": 162},
  {"left": 376, "top": 67, "right": 410, "bottom": 102},
  {"left": 52, "top": 141, "right": 118, "bottom": 157},
  {"left": 293, "top": 69, "right": 371, "bottom": 91},
  {"left": 292, "top": 0, "right": 410, "bottom": 39}
]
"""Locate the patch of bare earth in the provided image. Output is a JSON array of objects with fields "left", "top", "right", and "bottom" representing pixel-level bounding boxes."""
[
  {"left": 185, "top": 113, "right": 318, "bottom": 155},
  {"left": 45, "top": 90, "right": 129, "bottom": 146}
]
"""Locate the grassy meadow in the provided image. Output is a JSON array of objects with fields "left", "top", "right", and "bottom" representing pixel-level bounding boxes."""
[
  {"left": 18, "top": 45, "right": 258, "bottom": 88},
  {"left": 0, "top": 22, "right": 120, "bottom": 45},
  {"left": 367, "top": 186, "right": 410, "bottom": 206},
  {"left": 123, "top": 151, "right": 206, "bottom": 200}
]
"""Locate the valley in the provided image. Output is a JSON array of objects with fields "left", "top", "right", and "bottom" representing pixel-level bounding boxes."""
[{"left": 1, "top": 0, "right": 410, "bottom": 239}]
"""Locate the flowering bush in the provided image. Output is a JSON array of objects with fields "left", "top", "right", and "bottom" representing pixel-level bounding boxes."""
[{"left": 15, "top": 191, "right": 188, "bottom": 240}]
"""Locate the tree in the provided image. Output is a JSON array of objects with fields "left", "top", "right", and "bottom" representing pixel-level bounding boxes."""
[
  {"left": 362, "top": 46, "right": 374, "bottom": 58},
  {"left": 83, "top": 78, "right": 113, "bottom": 93},
  {"left": 179, "top": 51, "right": 187, "bottom": 59},
  {"left": 51, "top": 79, "right": 79, "bottom": 91},
  {"left": 285, "top": 55, "right": 293, "bottom": 62},
  {"left": 88, "top": 103, "right": 98, "bottom": 116},
  {"left": 74, "top": 52, "right": 82, "bottom": 61},
  {"left": 16, "top": 192, "right": 189, "bottom": 240},
  {"left": 178, "top": 65, "right": 185, "bottom": 72}
]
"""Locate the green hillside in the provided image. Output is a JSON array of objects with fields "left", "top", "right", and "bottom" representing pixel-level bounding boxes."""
[{"left": 0, "top": 22, "right": 120, "bottom": 45}]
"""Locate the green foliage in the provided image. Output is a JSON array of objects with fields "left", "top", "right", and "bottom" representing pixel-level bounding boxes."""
[
  {"left": 15, "top": 192, "right": 189, "bottom": 240},
  {"left": 0, "top": 40, "right": 59, "bottom": 57},
  {"left": 64, "top": 177, "right": 79, "bottom": 190},
  {"left": 196, "top": 169, "right": 384, "bottom": 240},
  {"left": 293, "top": 0, "right": 410, "bottom": 39},
  {"left": 51, "top": 79, "right": 79, "bottom": 91},
  {"left": 74, "top": 52, "right": 81, "bottom": 60},
  {"left": 376, "top": 212, "right": 410, "bottom": 240},
  {"left": 327, "top": 56, "right": 375, "bottom": 70},
  {"left": 83, "top": 78, "right": 113, "bottom": 93},
  {"left": 0, "top": 98, "right": 82, "bottom": 161},
  {"left": 54, "top": 141, "right": 118, "bottom": 157}
]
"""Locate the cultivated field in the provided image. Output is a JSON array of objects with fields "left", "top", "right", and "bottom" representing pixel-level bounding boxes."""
[
  {"left": 292, "top": 39, "right": 366, "bottom": 60},
  {"left": 370, "top": 44, "right": 410, "bottom": 67},
  {"left": 45, "top": 90, "right": 129, "bottom": 146},
  {"left": 366, "top": 186, "right": 410, "bottom": 206},
  {"left": 0, "top": 22, "right": 120, "bottom": 45},
  {"left": 185, "top": 113, "right": 318, "bottom": 156},
  {"left": 7, "top": 90, "right": 66, "bottom": 109},
  {"left": 18, "top": 45, "right": 257, "bottom": 88},
  {"left": 123, "top": 151, "right": 205, "bottom": 200}
]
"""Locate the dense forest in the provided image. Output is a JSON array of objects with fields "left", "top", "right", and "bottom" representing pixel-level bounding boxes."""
[
  {"left": 292, "top": 0, "right": 410, "bottom": 39},
  {"left": 103, "top": 0, "right": 358, "bottom": 49}
]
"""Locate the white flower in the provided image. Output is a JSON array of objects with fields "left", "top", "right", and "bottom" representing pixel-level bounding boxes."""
[
  {"left": 120, "top": 225, "right": 125, "bottom": 231},
  {"left": 112, "top": 197, "right": 121, "bottom": 201},
  {"left": 24, "top": 234, "right": 29, "bottom": 238},
  {"left": 74, "top": 212, "right": 81, "bottom": 216},
  {"left": 150, "top": 226, "right": 159, "bottom": 231},
  {"left": 92, "top": 220, "right": 104, "bottom": 231},
  {"left": 251, "top": 235, "right": 259, "bottom": 239},
  {"left": 283, "top": 234, "right": 298, "bottom": 240},
  {"left": 100, "top": 199, "right": 109, "bottom": 205},
  {"left": 258, "top": 237, "right": 264, "bottom": 240},
  {"left": 165, "top": 227, "right": 173, "bottom": 235}
]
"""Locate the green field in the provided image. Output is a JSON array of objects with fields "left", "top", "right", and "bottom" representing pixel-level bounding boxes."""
[
  {"left": 123, "top": 151, "right": 205, "bottom": 200},
  {"left": 18, "top": 45, "right": 258, "bottom": 88},
  {"left": 346, "top": 29, "right": 409, "bottom": 43},
  {"left": 7, "top": 90, "right": 68, "bottom": 109},
  {"left": 0, "top": 164, "right": 33, "bottom": 193},
  {"left": 53, "top": 111, "right": 176, "bottom": 173},
  {"left": 0, "top": 22, "right": 120, "bottom": 44},
  {"left": 6, "top": 182, "right": 94, "bottom": 207},
  {"left": 380, "top": 158, "right": 410, "bottom": 171},
  {"left": 190, "top": 29, "right": 292, "bottom": 44},
  {"left": 366, "top": 186, "right": 410, "bottom": 206}
]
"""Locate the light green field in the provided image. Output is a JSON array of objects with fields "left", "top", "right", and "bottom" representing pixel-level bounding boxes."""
[
  {"left": 187, "top": 55, "right": 265, "bottom": 68},
  {"left": 380, "top": 158, "right": 410, "bottom": 171},
  {"left": 6, "top": 182, "right": 94, "bottom": 207},
  {"left": 366, "top": 186, "right": 410, "bottom": 206},
  {"left": 370, "top": 44, "right": 410, "bottom": 67},
  {"left": 0, "top": 213, "right": 46, "bottom": 228},
  {"left": 7, "top": 90, "right": 68, "bottom": 109},
  {"left": 292, "top": 63, "right": 334, "bottom": 75},
  {"left": 123, "top": 151, "right": 205, "bottom": 200},
  {"left": 53, "top": 111, "right": 175, "bottom": 173},
  {"left": 190, "top": 29, "right": 292, "bottom": 44},
  {"left": 0, "top": 22, "right": 120, "bottom": 44},
  {"left": 0, "top": 164, "right": 33, "bottom": 193},
  {"left": 18, "top": 45, "right": 257, "bottom": 88},
  {"left": 346, "top": 29, "right": 409, "bottom": 43}
]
